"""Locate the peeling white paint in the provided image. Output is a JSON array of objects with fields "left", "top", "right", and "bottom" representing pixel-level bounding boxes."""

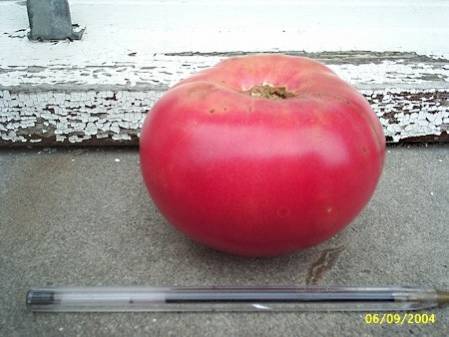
[
  {"left": 1, "top": 87, "right": 448, "bottom": 144},
  {"left": 362, "top": 89, "right": 449, "bottom": 141},
  {"left": 0, "top": 89, "right": 159, "bottom": 144}
]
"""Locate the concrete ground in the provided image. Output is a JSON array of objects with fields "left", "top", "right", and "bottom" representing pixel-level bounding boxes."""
[{"left": 0, "top": 145, "right": 448, "bottom": 337}]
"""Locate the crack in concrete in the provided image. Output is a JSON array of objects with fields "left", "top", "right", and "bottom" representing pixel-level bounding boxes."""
[{"left": 306, "top": 246, "right": 345, "bottom": 285}]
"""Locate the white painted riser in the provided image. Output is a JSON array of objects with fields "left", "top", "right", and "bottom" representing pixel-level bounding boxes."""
[{"left": 1, "top": 1, "right": 448, "bottom": 145}]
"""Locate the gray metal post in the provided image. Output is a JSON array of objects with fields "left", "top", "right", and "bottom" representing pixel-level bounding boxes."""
[{"left": 27, "top": 0, "right": 84, "bottom": 41}]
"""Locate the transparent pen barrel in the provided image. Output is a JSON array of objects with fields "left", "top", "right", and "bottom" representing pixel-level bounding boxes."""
[{"left": 26, "top": 287, "right": 440, "bottom": 312}]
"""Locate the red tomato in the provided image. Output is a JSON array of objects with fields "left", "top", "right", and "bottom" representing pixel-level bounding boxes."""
[{"left": 140, "top": 54, "right": 385, "bottom": 257}]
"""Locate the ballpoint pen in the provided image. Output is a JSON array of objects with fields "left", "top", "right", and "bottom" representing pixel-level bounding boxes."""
[{"left": 26, "top": 286, "right": 449, "bottom": 312}]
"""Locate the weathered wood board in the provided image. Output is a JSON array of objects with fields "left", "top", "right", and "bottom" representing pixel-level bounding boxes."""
[{"left": 1, "top": 0, "right": 449, "bottom": 146}]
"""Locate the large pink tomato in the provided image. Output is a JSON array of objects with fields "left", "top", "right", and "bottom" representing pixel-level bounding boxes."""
[{"left": 140, "top": 54, "right": 385, "bottom": 257}]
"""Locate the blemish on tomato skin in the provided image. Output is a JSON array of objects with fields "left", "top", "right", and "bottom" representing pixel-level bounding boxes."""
[
  {"left": 277, "top": 207, "right": 291, "bottom": 218},
  {"left": 209, "top": 109, "right": 215, "bottom": 114}
]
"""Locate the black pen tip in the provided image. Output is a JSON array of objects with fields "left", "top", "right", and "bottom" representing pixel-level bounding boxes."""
[{"left": 26, "top": 290, "right": 56, "bottom": 306}]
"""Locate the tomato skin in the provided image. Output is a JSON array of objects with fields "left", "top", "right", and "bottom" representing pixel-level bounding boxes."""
[{"left": 140, "top": 54, "right": 385, "bottom": 257}]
